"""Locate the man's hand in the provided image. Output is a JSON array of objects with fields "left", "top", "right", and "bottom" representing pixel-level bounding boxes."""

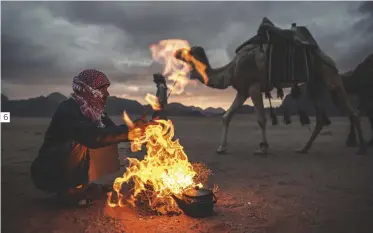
[
  {"left": 128, "top": 127, "right": 145, "bottom": 141},
  {"left": 127, "top": 119, "right": 151, "bottom": 141}
]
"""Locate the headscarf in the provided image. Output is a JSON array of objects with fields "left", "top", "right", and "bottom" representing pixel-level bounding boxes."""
[
  {"left": 71, "top": 69, "right": 111, "bottom": 127},
  {"left": 153, "top": 73, "right": 167, "bottom": 86}
]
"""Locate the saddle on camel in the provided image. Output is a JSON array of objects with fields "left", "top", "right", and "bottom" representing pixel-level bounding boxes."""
[{"left": 236, "top": 17, "right": 332, "bottom": 126}]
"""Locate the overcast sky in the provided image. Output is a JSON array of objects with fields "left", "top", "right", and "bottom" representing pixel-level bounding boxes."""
[{"left": 1, "top": 1, "right": 372, "bottom": 109}]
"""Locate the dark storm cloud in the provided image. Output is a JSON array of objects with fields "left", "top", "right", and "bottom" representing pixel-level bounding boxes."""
[
  {"left": 358, "top": 1, "right": 373, "bottom": 30},
  {"left": 1, "top": 3, "right": 65, "bottom": 83},
  {"left": 1, "top": 1, "right": 155, "bottom": 84},
  {"left": 356, "top": 2, "right": 373, "bottom": 46},
  {"left": 1, "top": 1, "right": 372, "bottom": 107},
  {"left": 2, "top": 35, "right": 59, "bottom": 82},
  {"left": 334, "top": 1, "right": 373, "bottom": 71},
  {"left": 45, "top": 2, "right": 260, "bottom": 49}
]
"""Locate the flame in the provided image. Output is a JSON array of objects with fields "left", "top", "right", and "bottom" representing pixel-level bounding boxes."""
[
  {"left": 109, "top": 39, "right": 212, "bottom": 214},
  {"left": 178, "top": 48, "right": 209, "bottom": 86},
  {"left": 123, "top": 111, "right": 134, "bottom": 129},
  {"left": 107, "top": 116, "right": 203, "bottom": 214},
  {"left": 149, "top": 39, "right": 208, "bottom": 96},
  {"left": 145, "top": 93, "right": 161, "bottom": 111}
]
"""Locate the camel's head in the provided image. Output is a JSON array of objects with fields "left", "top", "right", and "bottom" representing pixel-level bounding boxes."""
[
  {"left": 174, "top": 46, "right": 209, "bottom": 84},
  {"left": 174, "top": 48, "right": 188, "bottom": 62}
]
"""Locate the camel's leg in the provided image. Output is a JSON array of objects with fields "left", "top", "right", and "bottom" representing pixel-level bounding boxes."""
[
  {"left": 296, "top": 103, "right": 326, "bottom": 154},
  {"left": 249, "top": 83, "right": 269, "bottom": 155},
  {"left": 330, "top": 87, "right": 366, "bottom": 154},
  {"left": 333, "top": 92, "right": 358, "bottom": 147},
  {"left": 368, "top": 108, "right": 373, "bottom": 146},
  {"left": 216, "top": 92, "right": 247, "bottom": 154},
  {"left": 345, "top": 119, "right": 357, "bottom": 147}
]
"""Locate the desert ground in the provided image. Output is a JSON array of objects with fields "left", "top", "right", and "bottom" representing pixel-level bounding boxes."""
[{"left": 1, "top": 115, "right": 373, "bottom": 233}]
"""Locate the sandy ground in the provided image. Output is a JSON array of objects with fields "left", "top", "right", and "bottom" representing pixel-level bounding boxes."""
[{"left": 1, "top": 115, "right": 373, "bottom": 233}]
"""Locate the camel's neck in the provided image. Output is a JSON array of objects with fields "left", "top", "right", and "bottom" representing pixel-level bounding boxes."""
[
  {"left": 195, "top": 55, "right": 234, "bottom": 90},
  {"left": 205, "top": 62, "right": 235, "bottom": 89},
  {"left": 196, "top": 44, "right": 261, "bottom": 90}
]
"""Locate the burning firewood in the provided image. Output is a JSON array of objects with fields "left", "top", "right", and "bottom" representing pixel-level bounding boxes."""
[
  {"left": 107, "top": 113, "right": 212, "bottom": 215},
  {"left": 191, "top": 162, "right": 212, "bottom": 185}
]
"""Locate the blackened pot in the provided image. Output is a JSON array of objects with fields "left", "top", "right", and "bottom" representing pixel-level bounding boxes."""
[{"left": 172, "top": 186, "right": 217, "bottom": 218}]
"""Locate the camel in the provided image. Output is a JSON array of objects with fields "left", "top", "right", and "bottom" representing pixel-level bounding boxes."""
[
  {"left": 342, "top": 54, "right": 373, "bottom": 147},
  {"left": 174, "top": 17, "right": 366, "bottom": 155}
]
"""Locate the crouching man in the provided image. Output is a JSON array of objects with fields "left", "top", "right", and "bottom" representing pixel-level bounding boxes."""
[{"left": 31, "top": 69, "right": 147, "bottom": 207}]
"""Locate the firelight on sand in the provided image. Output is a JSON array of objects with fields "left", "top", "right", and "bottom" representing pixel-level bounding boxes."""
[
  {"left": 107, "top": 112, "right": 205, "bottom": 214},
  {"left": 146, "top": 39, "right": 208, "bottom": 110}
]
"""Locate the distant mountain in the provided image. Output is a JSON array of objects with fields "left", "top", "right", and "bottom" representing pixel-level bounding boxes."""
[
  {"left": 1, "top": 94, "right": 9, "bottom": 112},
  {"left": 202, "top": 107, "right": 225, "bottom": 116},
  {"left": 0, "top": 91, "right": 288, "bottom": 118},
  {"left": 0, "top": 92, "right": 216, "bottom": 118},
  {"left": 47, "top": 92, "right": 68, "bottom": 103},
  {"left": 189, "top": 106, "right": 204, "bottom": 112},
  {"left": 165, "top": 103, "right": 205, "bottom": 117},
  {"left": 106, "top": 96, "right": 146, "bottom": 115},
  {"left": 1, "top": 94, "right": 9, "bottom": 103},
  {"left": 1, "top": 94, "right": 65, "bottom": 117},
  {"left": 0, "top": 89, "right": 344, "bottom": 119}
]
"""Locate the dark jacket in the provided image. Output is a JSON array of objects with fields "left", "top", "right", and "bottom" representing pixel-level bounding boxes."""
[
  {"left": 152, "top": 83, "right": 168, "bottom": 120},
  {"left": 31, "top": 98, "right": 129, "bottom": 193},
  {"left": 155, "top": 83, "right": 168, "bottom": 108}
]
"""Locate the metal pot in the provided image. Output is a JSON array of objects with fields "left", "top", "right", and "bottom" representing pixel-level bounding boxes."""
[{"left": 171, "top": 186, "right": 217, "bottom": 218}]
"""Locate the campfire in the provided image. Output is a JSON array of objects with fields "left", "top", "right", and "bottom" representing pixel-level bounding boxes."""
[
  {"left": 107, "top": 39, "right": 214, "bottom": 215},
  {"left": 107, "top": 113, "right": 211, "bottom": 214}
]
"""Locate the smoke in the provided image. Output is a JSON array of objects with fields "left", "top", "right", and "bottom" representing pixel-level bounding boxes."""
[{"left": 112, "top": 57, "right": 154, "bottom": 72}]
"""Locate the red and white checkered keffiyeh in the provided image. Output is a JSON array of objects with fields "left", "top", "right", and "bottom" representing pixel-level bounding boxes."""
[{"left": 71, "top": 69, "right": 111, "bottom": 127}]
